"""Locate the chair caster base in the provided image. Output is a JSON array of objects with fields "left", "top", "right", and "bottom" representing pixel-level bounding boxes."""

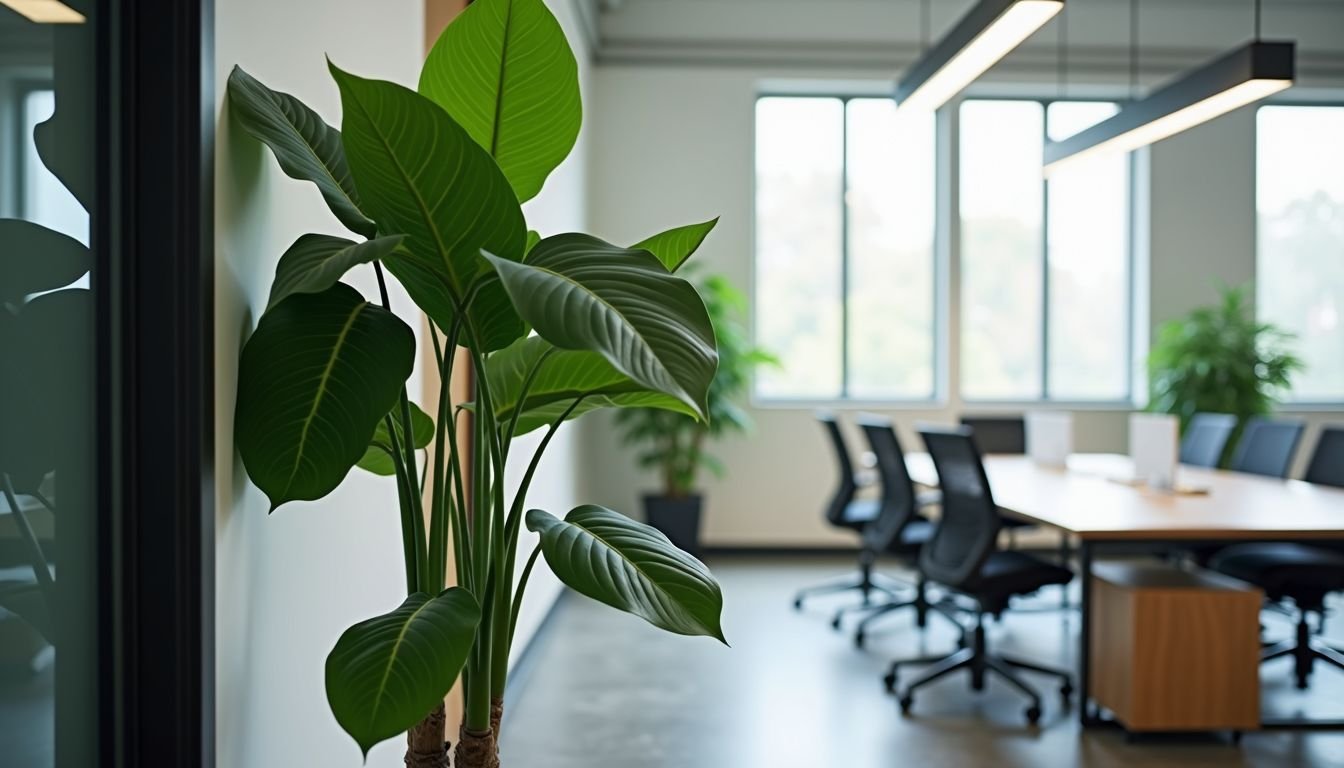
[
  {"left": 855, "top": 631, "right": 866, "bottom": 648},
  {"left": 883, "top": 672, "right": 897, "bottom": 693},
  {"left": 1025, "top": 705, "right": 1041, "bottom": 725},
  {"left": 1060, "top": 683, "right": 1074, "bottom": 702},
  {"left": 830, "top": 615, "right": 843, "bottom": 630},
  {"left": 792, "top": 597, "right": 803, "bottom": 610},
  {"left": 898, "top": 694, "right": 913, "bottom": 714}
]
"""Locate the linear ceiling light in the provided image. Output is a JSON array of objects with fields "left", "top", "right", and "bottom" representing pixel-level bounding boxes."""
[
  {"left": 1044, "top": 41, "right": 1294, "bottom": 175},
  {"left": 0, "top": 0, "right": 85, "bottom": 23},
  {"left": 896, "top": 0, "right": 1064, "bottom": 113}
]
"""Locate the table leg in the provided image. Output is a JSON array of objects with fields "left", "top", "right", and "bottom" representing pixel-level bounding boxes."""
[{"left": 1079, "top": 540, "right": 1098, "bottom": 726}]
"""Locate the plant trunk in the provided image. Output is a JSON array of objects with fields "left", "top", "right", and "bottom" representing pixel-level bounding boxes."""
[
  {"left": 454, "top": 723, "right": 500, "bottom": 768},
  {"left": 405, "top": 704, "right": 450, "bottom": 768}
]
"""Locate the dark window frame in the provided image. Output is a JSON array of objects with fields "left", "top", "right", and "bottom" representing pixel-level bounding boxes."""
[{"left": 93, "top": 0, "right": 216, "bottom": 764}]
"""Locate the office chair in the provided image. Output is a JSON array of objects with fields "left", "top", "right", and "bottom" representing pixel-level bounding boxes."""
[
  {"left": 830, "top": 415, "right": 960, "bottom": 648},
  {"left": 1230, "top": 417, "right": 1305, "bottom": 478},
  {"left": 1210, "top": 426, "right": 1344, "bottom": 689},
  {"left": 884, "top": 427, "right": 1073, "bottom": 725},
  {"left": 1186, "top": 419, "right": 1305, "bottom": 566},
  {"left": 959, "top": 415, "right": 1037, "bottom": 552},
  {"left": 958, "top": 416, "right": 1025, "bottom": 454},
  {"left": 1180, "top": 412, "right": 1237, "bottom": 468},
  {"left": 793, "top": 413, "right": 893, "bottom": 610}
]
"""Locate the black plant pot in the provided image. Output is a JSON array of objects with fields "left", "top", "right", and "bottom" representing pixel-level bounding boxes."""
[{"left": 642, "top": 493, "right": 703, "bottom": 559}]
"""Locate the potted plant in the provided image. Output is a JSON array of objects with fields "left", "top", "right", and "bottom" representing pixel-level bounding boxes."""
[
  {"left": 615, "top": 274, "right": 777, "bottom": 557},
  {"left": 1147, "top": 283, "right": 1303, "bottom": 465},
  {"left": 228, "top": 1, "right": 726, "bottom": 765}
]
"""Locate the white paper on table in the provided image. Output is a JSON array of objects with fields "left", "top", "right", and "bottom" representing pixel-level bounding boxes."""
[
  {"left": 1026, "top": 411, "right": 1073, "bottom": 467},
  {"left": 1129, "top": 413, "right": 1179, "bottom": 490}
]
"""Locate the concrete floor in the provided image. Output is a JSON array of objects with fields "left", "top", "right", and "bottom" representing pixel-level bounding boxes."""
[{"left": 500, "top": 556, "right": 1344, "bottom": 768}]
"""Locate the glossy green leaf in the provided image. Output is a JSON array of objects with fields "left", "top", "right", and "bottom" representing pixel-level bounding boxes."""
[
  {"left": 420, "top": 0, "right": 581, "bottom": 203},
  {"left": 485, "top": 336, "right": 696, "bottom": 435},
  {"left": 0, "top": 219, "right": 89, "bottom": 304},
  {"left": 330, "top": 64, "right": 527, "bottom": 350},
  {"left": 357, "top": 401, "right": 435, "bottom": 476},
  {"left": 235, "top": 283, "right": 415, "bottom": 509},
  {"left": 326, "top": 588, "right": 481, "bottom": 757},
  {"left": 267, "top": 234, "right": 404, "bottom": 310},
  {"left": 631, "top": 218, "right": 718, "bottom": 273},
  {"left": 484, "top": 234, "right": 717, "bottom": 418},
  {"left": 526, "top": 506, "right": 725, "bottom": 641},
  {"left": 227, "top": 66, "right": 376, "bottom": 238}
]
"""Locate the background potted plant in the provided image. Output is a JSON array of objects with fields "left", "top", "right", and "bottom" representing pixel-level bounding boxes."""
[
  {"left": 1148, "top": 283, "right": 1303, "bottom": 465},
  {"left": 228, "top": 1, "right": 726, "bottom": 765},
  {"left": 615, "top": 273, "right": 777, "bottom": 557}
]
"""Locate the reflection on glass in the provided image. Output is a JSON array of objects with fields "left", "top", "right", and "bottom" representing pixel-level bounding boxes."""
[
  {"left": 846, "top": 100, "right": 935, "bottom": 399},
  {"left": 1046, "top": 101, "right": 1128, "bottom": 400},
  {"left": 960, "top": 100, "right": 1043, "bottom": 400},
  {"left": 1, "top": 4, "right": 98, "bottom": 766},
  {"left": 1257, "top": 106, "right": 1344, "bottom": 402},
  {"left": 754, "top": 97, "right": 844, "bottom": 399}
]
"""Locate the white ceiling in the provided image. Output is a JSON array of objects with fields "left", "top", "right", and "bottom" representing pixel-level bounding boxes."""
[{"left": 577, "top": 0, "right": 1344, "bottom": 85}]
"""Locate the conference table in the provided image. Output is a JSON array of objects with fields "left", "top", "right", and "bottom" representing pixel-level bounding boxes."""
[{"left": 904, "top": 452, "right": 1344, "bottom": 730}]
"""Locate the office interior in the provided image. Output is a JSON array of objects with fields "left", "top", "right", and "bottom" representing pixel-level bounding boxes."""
[{"left": 2, "top": 0, "right": 1344, "bottom": 765}]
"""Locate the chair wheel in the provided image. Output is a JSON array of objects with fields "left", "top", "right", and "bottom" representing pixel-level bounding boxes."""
[
  {"left": 898, "top": 694, "right": 914, "bottom": 714},
  {"left": 1060, "top": 683, "right": 1074, "bottom": 701},
  {"left": 854, "top": 631, "right": 866, "bottom": 648},
  {"left": 793, "top": 597, "right": 803, "bottom": 610},
  {"left": 1025, "top": 705, "right": 1041, "bottom": 725},
  {"left": 883, "top": 672, "right": 897, "bottom": 693},
  {"left": 831, "top": 614, "right": 843, "bottom": 630}
]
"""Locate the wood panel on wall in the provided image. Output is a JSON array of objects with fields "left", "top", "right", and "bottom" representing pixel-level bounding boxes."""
[{"left": 421, "top": 0, "right": 472, "bottom": 734}]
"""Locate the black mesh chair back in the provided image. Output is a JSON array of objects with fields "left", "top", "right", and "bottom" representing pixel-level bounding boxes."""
[
  {"left": 959, "top": 416, "right": 1025, "bottom": 454},
  {"left": 1180, "top": 412, "right": 1237, "bottom": 468},
  {"left": 857, "top": 415, "right": 918, "bottom": 551},
  {"left": 818, "top": 412, "right": 859, "bottom": 527},
  {"left": 918, "top": 427, "right": 1001, "bottom": 589},
  {"left": 1305, "top": 427, "right": 1344, "bottom": 489},
  {"left": 1231, "top": 417, "right": 1305, "bottom": 479}
]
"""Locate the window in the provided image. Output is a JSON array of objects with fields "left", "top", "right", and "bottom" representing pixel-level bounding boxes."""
[
  {"left": 1256, "top": 105, "right": 1344, "bottom": 402},
  {"left": 754, "top": 96, "right": 936, "bottom": 400},
  {"left": 959, "top": 98, "right": 1131, "bottom": 401}
]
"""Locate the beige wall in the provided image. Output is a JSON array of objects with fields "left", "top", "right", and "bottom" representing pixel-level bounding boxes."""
[
  {"left": 579, "top": 58, "right": 1344, "bottom": 547},
  {"left": 213, "top": 2, "right": 426, "bottom": 766}
]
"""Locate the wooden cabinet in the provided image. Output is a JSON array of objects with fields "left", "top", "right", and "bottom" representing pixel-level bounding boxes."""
[{"left": 1090, "top": 562, "right": 1262, "bottom": 732}]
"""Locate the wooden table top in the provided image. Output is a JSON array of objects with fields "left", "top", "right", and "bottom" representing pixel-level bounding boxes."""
[{"left": 905, "top": 453, "right": 1344, "bottom": 541}]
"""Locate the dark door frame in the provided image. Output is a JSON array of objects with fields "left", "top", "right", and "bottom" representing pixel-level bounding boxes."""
[{"left": 98, "top": 0, "right": 215, "bottom": 764}]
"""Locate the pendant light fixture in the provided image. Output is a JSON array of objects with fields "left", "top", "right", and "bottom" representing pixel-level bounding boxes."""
[
  {"left": 896, "top": 0, "right": 1065, "bottom": 113},
  {"left": 0, "top": 0, "right": 85, "bottom": 23},
  {"left": 1044, "top": 0, "right": 1294, "bottom": 174}
]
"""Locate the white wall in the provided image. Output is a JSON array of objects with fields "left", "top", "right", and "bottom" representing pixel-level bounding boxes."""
[
  {"left": 213, "top": 3, "right": 425, "bottom": 767},
  {"left": 580, "top": 11, "right": 1344, "bottom": 546}
]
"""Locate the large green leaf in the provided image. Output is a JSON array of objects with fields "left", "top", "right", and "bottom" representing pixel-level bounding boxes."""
[
  {"left": 485, "top": 336, "right": 696, "bottom": 435},
  {"left": 631, "top": 218, "right": 718, "bottom": 273},
  {"left": 0, "top": 219, "right": 89, "bottom": 304},
  {"left": 526, "top": 506, "right": 725, "bottom": 641},
  {"left": 357, "top": 401, "right": 435, "bottom": 476},
  {"left": 235, "top": 283, "right": 415, "bottom": 509},
  {"left": 330, "top": 64, "right": 527, "bottom": 350},
  {"left": 419, "top": 0, "right": 581, "bottom": 203},
  {"left": 267, "top": 233, "right": 404, "bottom": 310},
  {"left": 326, "top": 588, "right": 480, "bottom": 757},
  {"left": 484, "top": 234, "right": 717, "bottom": 418},
  {"left": 227, "top": 66, "right": 375, "bottom": 238}
]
